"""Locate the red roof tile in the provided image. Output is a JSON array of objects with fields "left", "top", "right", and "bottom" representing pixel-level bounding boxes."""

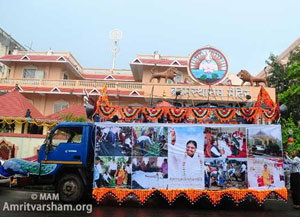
[
  {"left": 0, "top": 55, "right": 63, "bottom": 61},
  {"left": 82, "top": 74, "right": 135, "bottom": 81},
  {"left": 0, "top": 90, "right": 44, "bottom": 119},
  {"left": 138, "top": 59, "right": 188, "bottom": 66},
  {"left": 45, "top": 105, "right": 86, "bottom": 120}
]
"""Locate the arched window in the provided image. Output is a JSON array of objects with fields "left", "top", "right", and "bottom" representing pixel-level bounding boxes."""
[
  {"left": 0, "top": 139, "right": 15, "bottom": 160},
  {"left": 54, "top": 99, "right": 69, "bottom": 113}
]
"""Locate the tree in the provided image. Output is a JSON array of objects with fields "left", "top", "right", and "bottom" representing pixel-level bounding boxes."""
[
  {"left": 60, "top": 112, "right": 87, "bottom": 122},
  {"left": 281, "top": 116, "right": 300, "bottom": 153},
  {"left": 266, "top": 48, "right": 300, "bottom": 151},
  {"left": 266, "top": 48, "right": 300, "bottom": 123}
]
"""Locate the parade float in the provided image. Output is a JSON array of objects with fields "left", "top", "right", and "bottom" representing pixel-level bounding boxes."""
[{"left": 0, "top": 47, "right": 287, "bottom": 205}]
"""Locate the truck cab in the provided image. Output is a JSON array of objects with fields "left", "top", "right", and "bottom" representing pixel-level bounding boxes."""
[{"left": 38, "top": 122, "right": 95, "bottom": 203}]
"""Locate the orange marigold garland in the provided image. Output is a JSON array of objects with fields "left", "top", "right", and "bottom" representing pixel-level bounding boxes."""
[
  {"left": 119, "top": 107, "right": 142, "bottom": 121},
  {"left": 214, "top": 108, "right": 236, "bottom": 122},
  {"left": 190, "top": 108, "right": 212, "bottom": 121},
  {"left": 240, "top": 107, "right": 259, "bottom": 120},
  {"left": 260, "top": 108, "right": 277, "bottom": 121},
  {"left": 98, "top": 105, "right": 118, "bottom": 119},
  {"left": 92, "top": 188, "right": 288, "bottom": 205},
  {"left": 166, "top": 107, "right": 189, "bottom": 121},
  {"left": 142, "top": 107, "right": 164, "bottom": 121}
]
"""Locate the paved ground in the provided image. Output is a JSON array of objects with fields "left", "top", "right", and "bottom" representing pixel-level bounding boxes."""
[{"left": 0, "top": 187, "right": 299, "bottom": 217}]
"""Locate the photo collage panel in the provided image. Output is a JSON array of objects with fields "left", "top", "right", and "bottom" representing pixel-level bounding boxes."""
[{"left": 93, "top": 124, "right": 284, "bottom": 191}]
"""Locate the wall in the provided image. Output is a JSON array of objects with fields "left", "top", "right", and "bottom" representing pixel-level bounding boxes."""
[
  {"left": 23, "top": 93, "right": 83, "bottom": 116},
  {"left": 9, "top": 62, "right": 78, "bottom": 80},
  {"left": 1, "top": 135, "right": 45, "bottom": 158}
]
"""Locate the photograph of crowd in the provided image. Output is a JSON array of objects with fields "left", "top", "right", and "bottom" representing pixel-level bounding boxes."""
[
  {"left": 94, "top": 156, "right": 132, "bottom": 189},
  {"left": 247, "top": 126, "right": 283, "bottom": 158},
  {"left": 132, "top": 126, "right": 168, "bottom": 157},
  {"left": 95, "top": 126, "right": 133, "bottom": 156},
  {"left": 131, "top": 157, "right": 168, "bottom": 189},
  {"left": 204, "top": 158, "right": 248, "bottom": 190},
  {"left": 204, "top": 127, "right": 247, "bottom": 158},
  {"left": 248, "top": 158, "right": 284, "bottom": 189}
]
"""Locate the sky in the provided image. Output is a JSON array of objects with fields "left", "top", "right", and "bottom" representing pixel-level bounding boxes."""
[{"left": 1, "top": 0, "right": 300, "bottom": 75}]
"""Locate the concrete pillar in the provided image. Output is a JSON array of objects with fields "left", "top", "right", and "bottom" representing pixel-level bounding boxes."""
[
  {"left": 14, "top": 123, "right": 22, "bottom": 134},
  {"left": 43, "top": 126, "right": 48, "bottom": 135},
  {"left": 24, "top": 122, "right": 28, "bottom": 134}
]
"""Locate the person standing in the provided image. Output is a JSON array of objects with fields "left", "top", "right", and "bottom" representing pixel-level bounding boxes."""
[
  {"left": 262, "top": 164, "right": 272, "bottom": 186},
  {"left": 240, "top": 163, "right": 246, "bottom": 182},
  {"left": 161, "top": 159, "right": 168, "bottom": 178},
  {"left": 284, "top": 151, "right": 300, "bottom": 209}
]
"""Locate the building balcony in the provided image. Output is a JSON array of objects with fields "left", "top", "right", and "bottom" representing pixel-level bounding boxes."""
[{"left": 0, "top": 78, "right": 275, "bottom": 103}]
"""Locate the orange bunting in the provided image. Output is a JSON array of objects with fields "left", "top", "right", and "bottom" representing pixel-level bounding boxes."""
[{"left": 92, "top": 188, "right": 288, "bottom": 205}]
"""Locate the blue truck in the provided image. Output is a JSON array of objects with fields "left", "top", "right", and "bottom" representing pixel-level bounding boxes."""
[
  {"left": 0, "top": 122, "right": 95, "bottom": 203},
  {"left": 37, "top": 122, "right": 95, "bottom": 203}
]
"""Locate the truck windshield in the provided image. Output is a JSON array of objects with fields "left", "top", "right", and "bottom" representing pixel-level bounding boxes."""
[{"left": 51, "top": 127, "right": 83, "bottom": 148}]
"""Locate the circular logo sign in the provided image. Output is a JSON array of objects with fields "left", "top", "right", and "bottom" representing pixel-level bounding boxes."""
[{"left": 188, "top": 47, "right": 229, "bottom": 85}]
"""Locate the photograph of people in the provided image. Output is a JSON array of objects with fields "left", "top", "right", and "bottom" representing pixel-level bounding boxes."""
[
  {"left": 248, "top": 158, "right": 285, "bottom": 189},
  {"left": 247, "top": 126, "right": 283, "bottom": 158},
  {"left": 132, "top": 126, "right": 168, "bottom": 157},
  {"left": 94, "top": 156, "right": 132, "bottom": 189},
  {"left": 131, "top": 157, "right": 168, "bottom": 189},
  {"left": 95, "top": 125, "right": 133, "bottom": 156},
  {"left": 168, "top": 127, "right": 204, "bottom": 189},
  {"left": 204, "top": 158, "right": 248, "bottom": 190},
  {"left": 204, "top": 127, "right": 247, "bottom": 158}
]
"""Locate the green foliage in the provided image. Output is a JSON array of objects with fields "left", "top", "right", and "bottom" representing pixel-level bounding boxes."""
[
  {"left": 60, "top": 112, "right": 87, "bottom": 122},
  {"left": 266, "top": 48, "right": 300, "bottom": 153},
  {"left": 281, "top": 115, "right": 300, "bottom": 153},
  {"left": 212, "top": 73, "right": 219, "bottom": 79}
]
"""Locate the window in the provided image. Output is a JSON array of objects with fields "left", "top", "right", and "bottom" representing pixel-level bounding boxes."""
[
  {"left": 62, "top": 72, "right": 69, "bottom": 80},
  {"left": 54, "top": 100, "right": 69, "bottom": 113},
  {"left": 51, "top": 127, "right": 82, "bottom": 149},
  {"left": 23, "top": 68, "right": 45, "bottom": 79}
]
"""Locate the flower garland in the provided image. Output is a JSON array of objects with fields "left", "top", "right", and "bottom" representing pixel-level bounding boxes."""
[
  {"left": 92, "top": 188, "right": 287, "bottom": 205},
  {"left": 190, "top": 108, "right": 212, "bottom": 121},
  {"left": 0, "top": 117, "right": 58, "bottom": 127},
  {"left": 255, "top": 87, "right": 275, "bottom": 108},
  {"left": 166, "top": 107, "right": 189, "bottom": 121},
  {"left": 94, "top": 104, "right": 278, "bottom": 122},
  {"left": 260, "top": 108, "right": 277, "bottom": 121},
  {"left": 98, "top": 105, "right": 118, "bottom": 119},
  {"left": 142, "top": 107, "right": 164, "bottom": 121},
  {"left": 240, "top": 107, "right": 259, "bottom": 120},
  {"left": 214, "top": 108, "right": 236, "bottom": 122},
  {"left": 119, "top": 107, "right": 142, "bottom": 121}
]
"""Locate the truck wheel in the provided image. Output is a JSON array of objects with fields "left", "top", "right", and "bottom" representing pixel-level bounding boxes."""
[{"left": 56, "top": 174, "right": 84, "bottom": 203}]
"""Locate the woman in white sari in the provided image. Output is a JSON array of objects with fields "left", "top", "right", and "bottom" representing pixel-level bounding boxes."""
[{"left": 169, "top": 136, "right": 204, "bottom": 189}]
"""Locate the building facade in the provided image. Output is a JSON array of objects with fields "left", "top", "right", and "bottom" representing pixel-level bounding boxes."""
[
  {"left": 0, "top": 28, "right": 26, "bottom": 79},
  {"left": 0, "top": 44, "right": 278, "bottom": 159}
]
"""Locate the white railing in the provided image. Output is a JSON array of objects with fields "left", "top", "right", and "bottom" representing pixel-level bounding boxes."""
[{"left": 0, "top": 78, "right": 143, "bottom": 90}]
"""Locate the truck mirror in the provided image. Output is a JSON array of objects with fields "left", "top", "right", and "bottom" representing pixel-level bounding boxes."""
[{"left": 44, "top": 131, "right": 52, "bottom": 155}]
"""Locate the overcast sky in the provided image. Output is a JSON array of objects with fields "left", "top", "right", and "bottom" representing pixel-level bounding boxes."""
[{"left": 1, "top": 0, "right": 300, "bottom": 74}]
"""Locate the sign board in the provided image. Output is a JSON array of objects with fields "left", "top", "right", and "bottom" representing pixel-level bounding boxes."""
[{"left": 188, "top": 47, "right": 229, "bottom": 85}]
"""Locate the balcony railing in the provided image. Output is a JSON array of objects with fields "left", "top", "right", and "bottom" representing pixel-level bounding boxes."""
[
  {"left": 0, "top": 78, "right": 275, "bottom": 102},
  {"left": 0, "top": 78, "right": 143, "bottom": 90}
]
